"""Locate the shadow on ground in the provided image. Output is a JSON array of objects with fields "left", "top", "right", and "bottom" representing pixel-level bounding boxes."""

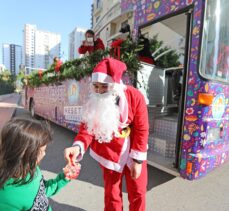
[{"left": 49, "top": 199, "right": 86, "bottom": 211}]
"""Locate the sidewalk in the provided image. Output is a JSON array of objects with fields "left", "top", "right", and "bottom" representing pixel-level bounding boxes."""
[
  {"left": 147, "top": 161, "right": 229, "bottom": 210},
  {"left": 0, "top": 93, "right": 21, "bottom": 131}
]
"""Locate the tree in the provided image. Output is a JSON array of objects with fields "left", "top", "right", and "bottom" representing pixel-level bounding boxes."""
[
  {"left": 149, "top": 35, "right": 182, "bottom": 68},
  {"left": 0, "top": 70, "right": 16, "bottom": 94}
]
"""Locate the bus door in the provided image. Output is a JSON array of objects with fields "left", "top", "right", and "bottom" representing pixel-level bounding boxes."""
[{"left": 137, "top": 10, "right": 193, "bottom": 175}]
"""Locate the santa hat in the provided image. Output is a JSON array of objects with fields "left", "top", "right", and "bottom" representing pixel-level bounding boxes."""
[{"left": 92, "top": 58, "right": 127, "bottom": 84}]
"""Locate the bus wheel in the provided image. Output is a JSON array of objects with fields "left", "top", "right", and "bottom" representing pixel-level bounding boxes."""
[{"left": 30, "top": 100, "right": 36, "bottom": 118}]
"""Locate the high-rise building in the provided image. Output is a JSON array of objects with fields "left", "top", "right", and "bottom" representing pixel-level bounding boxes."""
[
  {"left": 23, "top": 24, "right": 61, "bottom": 73},
  {"left": 0, "top": 64, "right": 6, "bottom": 73},
  {"left": 2, "top": 44, "right": 22, "bottom": 75},
  {"left": 68, "top": 27, "right": 86, "bottom": 60},
  {"left": 2, "top": 44, "right": 10, "bottom": 71}
]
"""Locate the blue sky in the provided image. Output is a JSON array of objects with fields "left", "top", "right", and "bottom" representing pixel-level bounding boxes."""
[{"left": 0, "top": 0, "right": 92, "bottom": 63}]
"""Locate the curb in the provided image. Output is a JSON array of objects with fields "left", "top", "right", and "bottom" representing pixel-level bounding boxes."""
[
  {"left": 0, "top": 93, "right": 14, "bottom": 102},
  {"left": 11, "top": 94, "right": 22, "bottom": 118}
]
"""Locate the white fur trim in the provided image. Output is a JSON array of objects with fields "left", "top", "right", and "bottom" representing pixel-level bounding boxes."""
[
  {"left": 129, "top": 149, "right": 147, "bottom": 160},
  {"left": 90, "top": 136, "right": 130, "bottom": 172},
  {"left": 90, "top": 149, "right": 123, "bottom": 172},
  {"left": 118, "top": 90, "right": 128, "bottom": 128},
  {"left": 92, "top": 72, "right": 114, "bottom": 83},
  {"left": 73, "top": 141, "right": 85, "bottom": 161}
]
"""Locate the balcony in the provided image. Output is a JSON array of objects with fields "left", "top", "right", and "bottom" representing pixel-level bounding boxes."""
[
  {"left": 93, "top": 1, "right": 103, "bottom": 16},
  {"left": 93, "top": 1, "right": 121, "bottom": 33}
]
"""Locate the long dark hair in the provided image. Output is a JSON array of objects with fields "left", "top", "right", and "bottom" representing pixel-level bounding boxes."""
[{"left": 0, "top": 118, "right": 52, "bottom": 188}]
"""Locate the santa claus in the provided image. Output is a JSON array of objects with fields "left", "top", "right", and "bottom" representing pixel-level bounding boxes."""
[{"left": 64, "top": 58, "right": 149, "bottom": 211}]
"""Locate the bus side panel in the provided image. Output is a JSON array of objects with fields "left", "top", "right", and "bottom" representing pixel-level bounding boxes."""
[
  {"left": 183, "top": 84, "right": 229, "bottom": 180},
  {"left": 31, "top": 77, "right": 91, "bottom": 132},
  {"left": 121, "top": 0, "right": 229, "bottom": 179},
  {"left": 121, "top": 0, "right": 206, "bottom": 180}
]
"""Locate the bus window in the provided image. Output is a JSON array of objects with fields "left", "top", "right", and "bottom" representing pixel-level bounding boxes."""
[{"left": 200, "top": 0, "right": 229, "bottom": 82}]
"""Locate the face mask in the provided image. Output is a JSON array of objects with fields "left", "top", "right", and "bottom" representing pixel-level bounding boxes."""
[{"left": 87, "top": 37, "right": 94, "bottom": 43}]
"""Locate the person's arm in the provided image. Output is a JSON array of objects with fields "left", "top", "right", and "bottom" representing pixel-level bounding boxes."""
[
  {"left": 73, "top": 123, "right": 94, "bottom": 158},
  {"left": 0, "top": 204, "right": 19, "bottom": 211},
  {"left": 64, "top": 123, "right": 93, "bottom": 164},
  {"left": 95, "top": 38, "right": 105, "bottom": 50},
  {"left": 78, "top": 44, "right": 89, "bottom": 54},
  {"left": 44, "top": 173, "right": 70, "bottom": 197},
  {"left": 129, "top": 91, "right": 149, "bottom": 160},
  {"left": 129, "top": 90, "right": 149, "bottom": 179}
]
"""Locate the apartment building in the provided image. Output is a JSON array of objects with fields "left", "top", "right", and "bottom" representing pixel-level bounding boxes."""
[
  {"left": 69, "top": 27, "right": 86, "bottom": 60},
  {"left": 23, "top": 24, "right": 61, "bottom": 73},
  {"left": 92, "top": 0, "right": 185, "bottom": 62},
  {"left": 2, "top": 44, "right": 22, "bottom": 75},
  {"left": 0, "top": 64, "right": 6, "bottom": 73},
  {"left": 92, "top": 0, "right": 134, "bottom": 47}
]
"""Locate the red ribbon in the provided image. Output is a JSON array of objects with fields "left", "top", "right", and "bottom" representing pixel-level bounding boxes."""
[{"left": 110, "top": 39, "right": 123, "bottom": 60}]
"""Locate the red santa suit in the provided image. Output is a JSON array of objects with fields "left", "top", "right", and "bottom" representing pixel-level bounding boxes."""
[
  {"left": 78, "top": 38, "right": 105, "bottom": 54},
  {"left": 73, "top": 58, "right": 149, "bottom": 211}
]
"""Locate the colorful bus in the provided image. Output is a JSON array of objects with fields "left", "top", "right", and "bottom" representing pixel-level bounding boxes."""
[{"left": 23, "top": 0, "right": 229, "bottom": 180}]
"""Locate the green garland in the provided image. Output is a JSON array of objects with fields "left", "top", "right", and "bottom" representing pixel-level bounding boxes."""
[
  {"left": 149, "top": 34, "right": 182, "bottom": 68},
  {"left": 22, "top": 38, "right": 142, "bottom": 87},
  {"left": 20, "top": 36, "right": 181, "bottom": 87}
]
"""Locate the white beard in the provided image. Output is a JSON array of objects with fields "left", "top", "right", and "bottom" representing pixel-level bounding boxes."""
[{"left": 81, "top": 91, "right": 120, "bottom": 143}]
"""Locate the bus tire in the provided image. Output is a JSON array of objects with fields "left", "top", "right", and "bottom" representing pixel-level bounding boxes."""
[{"left": 29, "top": 99, "right": 36, "bottom": 118}]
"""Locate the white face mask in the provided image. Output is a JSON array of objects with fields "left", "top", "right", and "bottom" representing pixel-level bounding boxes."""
[{"left": 87, "top": 37, "right": 94, "bottom": 43}]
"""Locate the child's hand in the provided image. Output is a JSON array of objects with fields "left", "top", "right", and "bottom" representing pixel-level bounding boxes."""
[{"left": 63, "top": 163, "right": 81, "bottom": 180}]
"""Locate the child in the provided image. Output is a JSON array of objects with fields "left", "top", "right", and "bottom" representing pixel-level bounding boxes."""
[{"left": 0, "top": 117, "right": 80, "bottom": 211}]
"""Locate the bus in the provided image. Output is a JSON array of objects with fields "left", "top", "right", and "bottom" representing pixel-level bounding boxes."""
[{"left": 23, "top": 0, "right": 229, "bottom": 180}]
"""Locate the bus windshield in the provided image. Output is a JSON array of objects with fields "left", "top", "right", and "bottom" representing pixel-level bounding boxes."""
[{"left": 200, "top": 0, "right": 229, "bottom": 83}]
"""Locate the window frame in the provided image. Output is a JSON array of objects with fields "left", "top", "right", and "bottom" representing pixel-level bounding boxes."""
[{"left": 199, "top": 0, "right": 229, "bottom": 84}]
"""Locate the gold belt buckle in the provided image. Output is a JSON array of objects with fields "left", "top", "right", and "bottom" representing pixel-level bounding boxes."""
[{"left": 119, "top": 127, "right": 131, "bottom": 138}]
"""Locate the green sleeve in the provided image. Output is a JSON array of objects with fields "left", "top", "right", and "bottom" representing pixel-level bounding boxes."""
[
  {"left": 44, "top": 173, "right": 70, "bottom": 197},
  {"left": 0, "top": 204, "right": 19, "bottom": 211}
]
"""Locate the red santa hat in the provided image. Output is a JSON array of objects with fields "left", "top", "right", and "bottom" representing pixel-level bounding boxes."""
[{"left": 92, "top": 58, "right": 127, "bottom": 84}]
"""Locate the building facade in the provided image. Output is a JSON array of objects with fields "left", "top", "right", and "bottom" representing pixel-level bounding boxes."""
[
  {"left": 2, "top": 44, "right": 22, "bottom": 75},
  {"left": 23, "top": 24, "right": 61, "bottom": 73},
  {"left": 92, "top": 0, "right": 184, "bottom": 50},
  {"left": 92, "top": 0, "right": 134, "bottom": 47},
  {"left": 0, "top": 64, "right": 6, "bottom": 73},
  {"left": 68, "top": 27, "right": 86, "bottom": 60}
]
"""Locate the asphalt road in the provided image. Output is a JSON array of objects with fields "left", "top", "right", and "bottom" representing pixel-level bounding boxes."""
[{"left": 14, "top": 107, "right": 175, "bottom": 211}]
